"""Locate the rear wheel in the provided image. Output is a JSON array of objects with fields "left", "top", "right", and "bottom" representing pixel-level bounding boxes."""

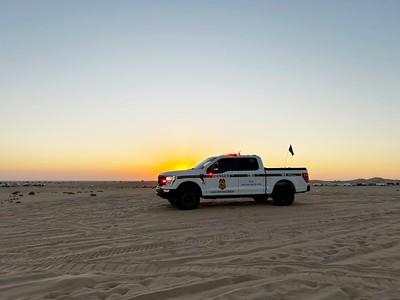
[
  {"left": 272, "top": 186, "right": 294, "bottom": 206},
  {"left": 177, "top": 188, "right": 200, "bottom": 210}
]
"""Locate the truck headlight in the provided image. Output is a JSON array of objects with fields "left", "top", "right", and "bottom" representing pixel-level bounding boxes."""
[{"left": 165, "top": 176, "right": 176, "bottom": 185}]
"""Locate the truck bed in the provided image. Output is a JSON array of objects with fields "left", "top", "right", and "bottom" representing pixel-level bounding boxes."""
[{"left": 265, "top": 167, "right": 307, "bottom": 171}]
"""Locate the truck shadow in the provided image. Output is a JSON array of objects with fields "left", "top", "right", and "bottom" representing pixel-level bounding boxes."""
[
  {"left": 198, "top": 199, "right": 309, "bottom": 208},
  {"left": 160, "top": 200, "right": 310, "bottom": 211}
]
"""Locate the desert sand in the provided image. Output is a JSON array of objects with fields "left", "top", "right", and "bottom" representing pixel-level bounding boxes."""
[{"left": 0, "top": 182, "right": 399, "bottom": 300}]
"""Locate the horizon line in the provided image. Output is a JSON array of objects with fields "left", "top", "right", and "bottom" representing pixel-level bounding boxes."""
[{"left": 1, "top": 178, "right": 399, "bottom": 183}]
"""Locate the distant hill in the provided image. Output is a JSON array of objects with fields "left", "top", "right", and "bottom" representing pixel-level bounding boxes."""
[{"left": 311, "top": 178, "right": 399, "bottom": 185}]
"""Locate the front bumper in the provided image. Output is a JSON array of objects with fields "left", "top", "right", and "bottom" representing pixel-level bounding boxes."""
[{"left": 156, "top": 187, "right": 177, "bottom": 199}]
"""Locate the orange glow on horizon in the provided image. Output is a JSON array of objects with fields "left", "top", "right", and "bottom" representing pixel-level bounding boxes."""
[{"left": 0, "top": 145, "right": 399, "bottom": 181}]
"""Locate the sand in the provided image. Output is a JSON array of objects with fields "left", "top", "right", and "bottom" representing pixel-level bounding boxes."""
[{"left": 0, "top": 182, "right": 399, "bottom": 300}]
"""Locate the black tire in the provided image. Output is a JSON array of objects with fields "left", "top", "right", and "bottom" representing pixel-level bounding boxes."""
[
  {"left": 253, "top": 195, "right": 268, "bottom": 203},
  {"left": 177, "top": 188, "right": 200, "bottom": 210},
  {"left": 167, "top": 198, "right": 177, "bottom": 206},
  {"left": 272, "top": 186, "right": 294, "bottom": 206}
]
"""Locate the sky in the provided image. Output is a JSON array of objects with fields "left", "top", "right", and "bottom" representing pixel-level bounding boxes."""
[{"left": 0, "top": 0, "right": 399, "bottom": 181}]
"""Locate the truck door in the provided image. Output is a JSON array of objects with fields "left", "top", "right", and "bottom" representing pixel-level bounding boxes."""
[
  {"left": 203, "top": 158, "right": 239, "bottom": 196},
  {"left": 236, "top": 157, "right": 265, "bottom": 195}
]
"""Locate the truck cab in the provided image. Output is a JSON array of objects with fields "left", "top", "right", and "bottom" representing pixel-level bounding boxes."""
[{"left": 202, "top": 155, "right": 265, "bottom": 196}]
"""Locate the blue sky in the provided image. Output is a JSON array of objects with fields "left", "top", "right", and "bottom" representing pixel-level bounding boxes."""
[{"left": 1, "top": 1, "right": 399, "bottom": 180}]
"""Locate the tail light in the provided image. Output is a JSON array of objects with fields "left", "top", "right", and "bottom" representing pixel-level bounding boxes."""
[
  {"left": 302, "top": 172, "right": 309, "bottom": 183},
  {"left": 158, "top": 176, "right": 167, "bottom": 186}
]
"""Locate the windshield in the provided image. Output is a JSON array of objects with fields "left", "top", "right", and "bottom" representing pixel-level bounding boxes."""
[{"left": 193, "top": 157, "right": 216, "bottom": 169}]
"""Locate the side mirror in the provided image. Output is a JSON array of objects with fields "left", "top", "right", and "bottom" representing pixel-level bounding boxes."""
[{"left": 207, "top": 164, "right": 219, "bottom": 174}]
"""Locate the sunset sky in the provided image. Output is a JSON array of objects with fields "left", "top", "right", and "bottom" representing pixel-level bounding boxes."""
[{"left": 1, "top": 1, "right": 399, "bottom": 181}]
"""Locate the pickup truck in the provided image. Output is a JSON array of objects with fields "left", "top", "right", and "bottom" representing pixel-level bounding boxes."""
[{"left": 156, "top": 154, "right": 310, "bottom": 209}]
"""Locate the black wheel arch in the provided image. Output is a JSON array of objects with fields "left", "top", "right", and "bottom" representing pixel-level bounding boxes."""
[
  {"left": 177, "top": 181, "right": 202, "bottom": 197},
  {"left": 273, "top": 180, "right": 296, "bottom": 194}
]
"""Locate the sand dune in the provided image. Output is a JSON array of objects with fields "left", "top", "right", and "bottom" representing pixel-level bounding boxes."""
[{"left": 1, "top": 183, "right": 399, "bottom": 299}]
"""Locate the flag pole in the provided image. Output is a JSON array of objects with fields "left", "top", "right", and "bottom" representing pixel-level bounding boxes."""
[{"left": 285, "top": 144, "right": 294, "bottom": 167}]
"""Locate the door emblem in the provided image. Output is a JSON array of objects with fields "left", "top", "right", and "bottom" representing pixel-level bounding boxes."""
[{"left": 218, "top": 178, "right": 226, "bottom": 190}]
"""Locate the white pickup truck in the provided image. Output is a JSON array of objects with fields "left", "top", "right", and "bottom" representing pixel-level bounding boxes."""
[{"left": 156, "top": 154, "right": 310, "bottom": 209}]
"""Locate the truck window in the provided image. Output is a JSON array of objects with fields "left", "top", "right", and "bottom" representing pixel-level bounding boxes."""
[
  {"left": 237, "top": 158, "right": 259, "bottom": 171},
  {"left": 209, "top": 158, "right": 237, "bottom": 173}
]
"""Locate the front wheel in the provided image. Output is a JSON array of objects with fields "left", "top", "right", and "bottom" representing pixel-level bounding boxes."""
[
  {"left": 177, "top": 189, "right": 200, "bottom": 210},
  {"left": 272, "top": 186, "right": 294, "bottom": 206}
]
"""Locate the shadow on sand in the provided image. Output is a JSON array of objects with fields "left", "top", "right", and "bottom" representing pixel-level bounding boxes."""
[{"left": 162, "top": 199, "right": 310, "bottom": 210}]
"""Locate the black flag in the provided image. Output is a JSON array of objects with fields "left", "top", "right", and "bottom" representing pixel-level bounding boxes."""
[{"left": 288, "top": 145, "right": 294, "bottom": 156}]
